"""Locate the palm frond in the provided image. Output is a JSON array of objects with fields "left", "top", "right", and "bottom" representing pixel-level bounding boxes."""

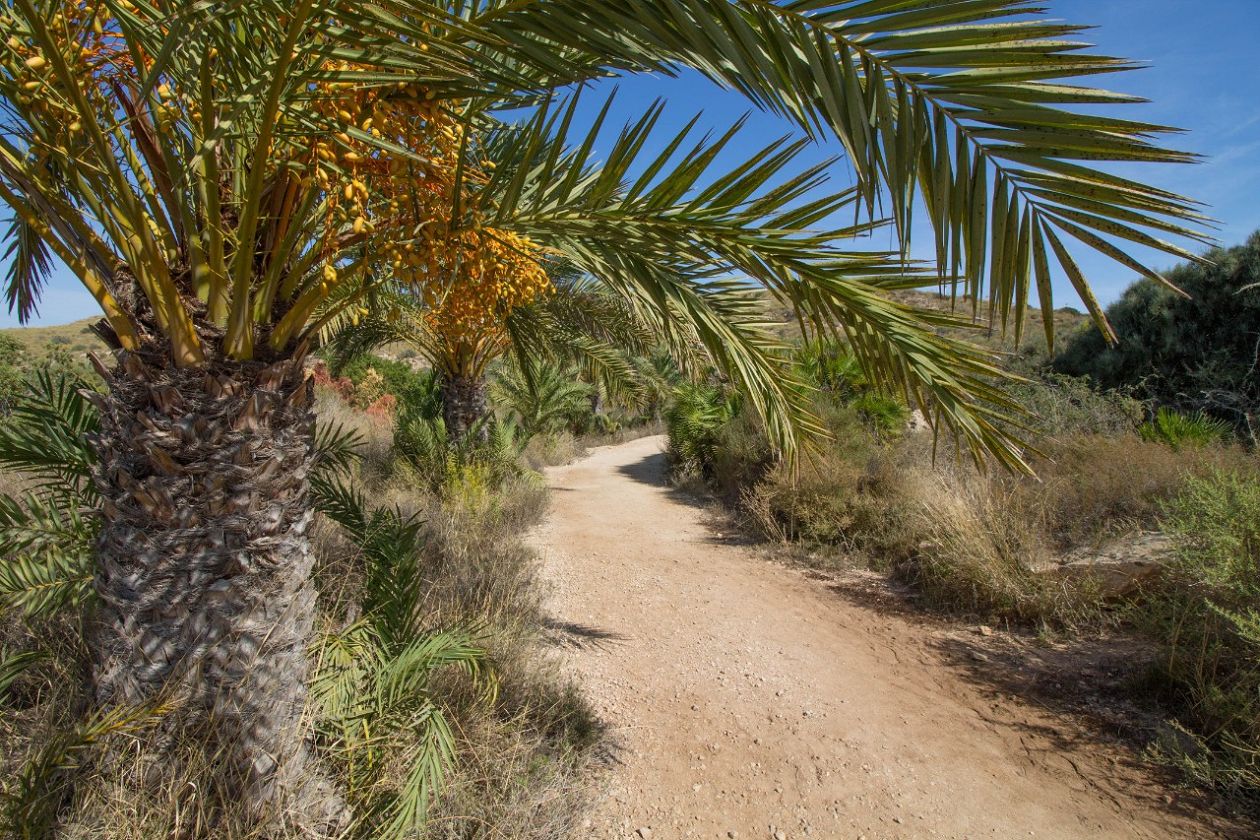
[
  {"left": 310, "top": 479, "right": 494, "bottom": 837},
  {"left": 492, "top": 360, "right": 591, "bottom": 438},
  {"left": 0, "top": 492, "right": 94, "bottom": 618},
  {"left": 473, "top": 0, "right": 1210, "bottom": 343},
  {"left": 313, "top": 421, "right": 365, "bottom": 479},
  {"left": 0, "top": 648, "right": 44, "bottom": 703},
  {"left": 0, "top": 369, "right": 99, "bottom": 492},
  {"left": 1, "top": 210, "right": 53, "bottom": 324}
]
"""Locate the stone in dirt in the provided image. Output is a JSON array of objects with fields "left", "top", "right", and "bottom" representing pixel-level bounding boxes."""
[{"left": 1032, "top": 531, "right": 1172, "bottom": 598}]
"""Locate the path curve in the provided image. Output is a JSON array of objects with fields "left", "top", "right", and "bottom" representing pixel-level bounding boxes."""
[{"left": 530, "top": 436, "right": 1226, "bottom": 840}]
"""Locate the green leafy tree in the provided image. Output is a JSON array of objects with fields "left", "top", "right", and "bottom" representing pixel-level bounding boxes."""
[{"left": 0, "top": 0, "right": 1207, "bottom": 824}]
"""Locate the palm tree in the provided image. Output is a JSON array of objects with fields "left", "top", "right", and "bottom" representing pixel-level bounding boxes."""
[
  {"left": 492, "top": 359, "right": 592, "bottom": 439},
  {"left": 326, "top": 263, "right": 658, "bottom": 438},
  {"left": 0, "top": 0, "right": 1208, "bottom": 825}
]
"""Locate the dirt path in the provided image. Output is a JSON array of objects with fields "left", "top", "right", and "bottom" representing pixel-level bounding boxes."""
[{"left": 529, "top": 436, "right": 1230, "bottom": 840}]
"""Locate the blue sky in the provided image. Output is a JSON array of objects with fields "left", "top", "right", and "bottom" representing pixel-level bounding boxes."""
[{"left": 3, "top": 0, "right": 1259, "bottom": 328}]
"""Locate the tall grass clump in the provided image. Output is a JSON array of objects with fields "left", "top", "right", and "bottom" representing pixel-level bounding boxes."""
[{"left": 1142, "top": 469, "right": 1260, "bottom": 812}]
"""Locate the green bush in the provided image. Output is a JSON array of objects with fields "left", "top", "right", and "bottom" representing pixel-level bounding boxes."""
[
  {"left": 492, "top": 362, "right": 592, "bottom": 439},
  {"left": 794, "top": 339, "right": 866, "bottom": 397},
  {"left": 0, "top": 335, "right": 25, "bottom": 415},
  {"left": 338, "top": 353, "right": 441, "bottom": 417},
  {"left": 395, "top": 413, "right": 523, "bottom": 493},
  {"left": 663, "top": 382, "right": 740, "bottom": 479},
  {"left": 851, "top": 391, "right": 908, "bottom": 436},
  {"left": 1055, "top": 231, "right": 1260, "bottom": 441},
  {"left": 1139, "top": 407, "right": 1231, "bottom": 450},
  {"left": 1000, "top": 373, "right": 1142, "bottom": 439},
  {"left": 1143, "top": 469, "right": 1260, "bottom": 811}
]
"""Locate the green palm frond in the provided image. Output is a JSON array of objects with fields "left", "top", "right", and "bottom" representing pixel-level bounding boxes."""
[
  {"left": 505, "top": 268, "right": 657, "bottom": 407},
  {"left": 313, "top": 421, "right": 366, "bottom": 479},
  {"left": 0, "top": 492, "right": 94, "bottom": 618},
  {"left": 0, "top": 369, "right": 99, "bottom": 494},
  {"left": 381, "top": 702, "right": 458, "bottom": 837},
  {"left": 492, "top": 360, "right": 591, "bottom": 438},
  {"left": 478, "top": 91, "right": 1036, "bottom": 464},
  {"left": 1, "top": 210, "right": 53, "bottom": 324},
  {"left": 0, "top": 648, "right": 44, "bottom": 703},
  {"left": 0, "top": 369, "right": 100, "bottom": 619},
  {"left": 314, "top": 623, "right": 489, "bottom": 839},
  {"left": 310, "top": 480, "right": 494, "bottom": 837},
  {"left": 312, "top": 475, "right": 429, "bottom": 643},
  {"left": 473, "top": 0, "right": 1209, "bottom": 335}
]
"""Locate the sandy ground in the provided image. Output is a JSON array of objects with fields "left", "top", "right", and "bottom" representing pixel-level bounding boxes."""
[{"left": 528, "top": 435, "right": 1241, "bottom": 840}]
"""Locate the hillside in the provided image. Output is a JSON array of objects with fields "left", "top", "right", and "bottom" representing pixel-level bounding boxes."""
[{"left": 0, "top": 317, "right": 105, "bottom": 360}]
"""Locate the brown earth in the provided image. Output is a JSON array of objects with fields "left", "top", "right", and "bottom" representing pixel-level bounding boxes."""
[{"left": 529, "top": 435, "right": 1243, "bottom": 840}]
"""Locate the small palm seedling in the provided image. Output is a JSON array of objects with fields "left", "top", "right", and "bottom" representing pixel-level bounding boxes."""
[
  {"left": 1140, "top": 407, "right": 1231, "bottom": 450},
  {"left": 310, "top": 477, "right": 495, "bottom": 837}
]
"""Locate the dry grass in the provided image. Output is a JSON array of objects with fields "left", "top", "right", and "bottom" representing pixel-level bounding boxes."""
[
  {"left": 1016, "top": 436, "right": 1256, "bottom": 550},
  {"left": 700, "top": 388, "right": 1258, "bottom": 629}
]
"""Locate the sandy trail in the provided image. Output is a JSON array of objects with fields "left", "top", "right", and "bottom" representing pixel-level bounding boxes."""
[{"left": 529, "top": 436, "right": 1226, "bottom": 840}]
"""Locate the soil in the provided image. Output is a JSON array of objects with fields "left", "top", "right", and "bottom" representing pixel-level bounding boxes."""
[{"left": 529, "top": 436, "right": 1249, "bottom": 840}]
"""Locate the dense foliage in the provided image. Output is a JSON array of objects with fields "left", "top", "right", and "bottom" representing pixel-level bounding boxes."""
[
  {"left": 1150, "top": 472, "right": 1260, "bottom": 808},
  {"left": 1056, "top": 231, "right": 1260, "bottom": 443}
]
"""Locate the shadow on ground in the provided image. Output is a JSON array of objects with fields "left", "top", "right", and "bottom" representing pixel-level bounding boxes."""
[
  {"left": 541, "top": 618, "right": 628, "bottom": 651},
  {"left": 814, "top": 568, "right": 1259, "bottom": 837}
]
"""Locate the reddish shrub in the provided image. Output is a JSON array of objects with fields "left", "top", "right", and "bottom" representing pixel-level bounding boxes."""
[{"left": 364, "top": 393, "right": 397, "bottom": 421}]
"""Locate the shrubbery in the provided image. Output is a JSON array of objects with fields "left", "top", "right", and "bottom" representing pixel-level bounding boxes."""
[
  {"left": 1142, "top": 471, "right": 1260, "bottom": 808},
  {"left": 1055, "top": 231, "right": 1260, "bottom": 443},
  {"left": 665, "top": 351, "right": 1260, "bottom": 811}
]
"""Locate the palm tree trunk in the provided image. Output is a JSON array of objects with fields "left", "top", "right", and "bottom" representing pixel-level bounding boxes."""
[
  {"left": 86, "top": 349, "right": 344, "bottom": 831},
  {"left": 441, "top": 373, "right": 489, "bottom": 442}
]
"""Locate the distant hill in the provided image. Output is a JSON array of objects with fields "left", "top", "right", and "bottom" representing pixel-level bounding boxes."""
[{"left": 0, "top": 317, "right": 105, "bottom": 361}]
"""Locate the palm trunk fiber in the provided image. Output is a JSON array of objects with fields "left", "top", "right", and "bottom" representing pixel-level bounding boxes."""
[
  {"left": 441, "top": 373, "right": 489, "bottom": 443},
  {"left": 86, "top": 349, "right": 343, "bottom": 830}
]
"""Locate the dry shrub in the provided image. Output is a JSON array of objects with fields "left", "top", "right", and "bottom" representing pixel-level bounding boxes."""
[
  {"left": 1014, "top": 434, "right": 1257, "bottom": 550},
  {"left": 897, "top": 470, "right": 1094, "bottom": 624},
  {"left": 732, "top": 400, "right": 926, "bottom": 564},
  {"left": 520, "top": 432, "right": 585, "bottom": 470}
]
